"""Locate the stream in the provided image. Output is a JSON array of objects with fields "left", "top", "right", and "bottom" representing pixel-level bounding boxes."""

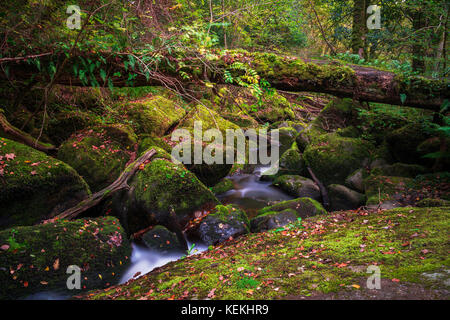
[{"left": 25, "top": 166, "right": 292, "bottom": 300}]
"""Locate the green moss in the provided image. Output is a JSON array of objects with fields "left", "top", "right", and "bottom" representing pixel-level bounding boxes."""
[
  {"left": 138, "top": 135, "right": 172, "bottom": 155},
  {"left": 303, "top": 133, "right": 373, "bottom": 186},
  {"left": 0, "top": 138, "right": 90, "bottom": 228},
  {"left": 0, "top": 216, "right": 131, "bottom": 299},
  {"left": 120, "top": 158, "right": 219, "bottom": 233},
  {"left": 58, "top": 126, "right": 134, "bottom": 191},
  {"left": 211, "top": 178, "right": 235, "bottom": 194},
  {"left": 84, "top": 203, "right": 449, "bottom": 300},
  {"left": 363, "top": 175, "right": 414, "bottom": 205},
  {"left": 259, "top": 197, "right": 326, "bottom": 218},
  {"left": 119, "top": 96, "right": 186, "bottom": 136}
]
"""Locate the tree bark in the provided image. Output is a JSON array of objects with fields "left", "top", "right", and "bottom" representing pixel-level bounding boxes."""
[
  {"left": 0, "top": 111, "right": 56, "bottom": 153},
  {"left": 1, "top": 51, "right": 448, "bottom": 111},
  {"left": 352, "top": 0, "right": 367, "bottom": 59}
]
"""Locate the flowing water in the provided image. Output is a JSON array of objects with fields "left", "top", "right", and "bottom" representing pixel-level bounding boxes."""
[
  {"left": 218, "top": 166, "right": 294, "bottom": 218},
  {"left": 25, "top": 166, "right": 291, "bottom": 300}
]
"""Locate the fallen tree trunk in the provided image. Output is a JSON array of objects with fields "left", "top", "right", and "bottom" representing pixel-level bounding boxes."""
[
  {"left": 0, "top": 110, "right": 57, "bottom": 154},
  {"left": 2, "top": 51, "right": 448, "bottom": 111},
  {"left": 44, "top": 148, "right": 157, "bottom": 223}
]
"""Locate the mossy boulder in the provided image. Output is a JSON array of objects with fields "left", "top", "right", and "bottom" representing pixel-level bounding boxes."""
[
  {"left": 295, "top": 125, "right": 326, "bottom": 152},
  {"left": 273, "top": 175, "right": 320, "bottom": 200},
  {"left": 194, "top": 205, "right": 250, "bottom": 246},
  {"left": 0, "top": 216, "right": 131, "bottom": 299},
  {"left": 222, "top": 113, "right": 259, "bottom": 128},
  {"left": 211, "top": 178, "right": 235, "bottom": 194},
  {"left": 250, "top": 209, "right": 298, "bottom": 233},
  {"left": 274, "top": 127, "right": 299, "bottom": 155},
  {"left": 328, "top": 184, "right": 366, "bottom": 211},
  {"left": 142, "top": 225, "right": 185, "bottom": 252},
  {"left": 58, "top": 125, "right": 136, "bottom": 191},
  {"left": 278, "top": 148, "right": 305, "bottom": 175},
  {"left": 47, "top": 109, "right": 98, "bottom": 145},
  {"left": 0, "top": 138, "right": 90, "bottom": 229},
  {"left": 138, "top": 135, "right": 172, "bottom": 155},
  {"left": 259, "top": 197, "right": 326, "bottom": 219},
  {"left": 386, "top": 123, "right": 430, "bottom": 164},
  {"left": 120, "top": 96, "right": 186, "bottom": 136},
  {"left": 370, "top": 163, "right": 427, "bottom": 178},
  {"left": 303, "top": 133, "right": 372, "bottom": 186},
  {"left": 178, "top": 104, "right": 239, "bottom": 134},
  {"left": 344, "top": 169, "right": 366, "bottom": 193},
  {"left": 111, "top": 154, "right": 219, "bottom": 234}
]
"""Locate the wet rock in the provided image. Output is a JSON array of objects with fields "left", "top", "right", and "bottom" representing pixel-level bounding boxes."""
[
  {"left": 273, "top": 175, "right": 320, "bottom": 200},
  {"left": 142, "top": 225, "right": 185, "bottom": 252},
  {"left": 250, "top": 209, "right": 298, "bottom": 233},
  {"left": 196, "top": 205, "right": 249, "bottom": 246},
  {"left": 328, "top": 184, "right": 366, "bottom": 211},
  {"left": 345, "top": 169, "right": 365, "bottom": 193}
]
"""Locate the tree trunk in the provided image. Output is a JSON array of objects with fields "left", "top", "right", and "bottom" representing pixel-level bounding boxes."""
[
  {"left": 352, "top": 0, "right": 367, "bottom": 59},
  {"left": 412, "top": 10, "right": 426, "bottom": 73},
  {"left": 0, "top": 111, "right": 56, "bottom": 154},
  {"left": 1, "top": 51, "right": 447, "bottom": 111}
]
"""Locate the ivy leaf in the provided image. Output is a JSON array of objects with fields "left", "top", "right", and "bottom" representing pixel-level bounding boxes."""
[{"left": 400, "top": 93, "right": 407, "bottom": 105}]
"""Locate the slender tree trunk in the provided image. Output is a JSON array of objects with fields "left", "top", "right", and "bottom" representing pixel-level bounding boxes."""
[
  {"left": 412, "top": 9, "right": 426, "bottom": 73},
  {"left": 352, "top": 0, "right": 367, "bottom": 58}
]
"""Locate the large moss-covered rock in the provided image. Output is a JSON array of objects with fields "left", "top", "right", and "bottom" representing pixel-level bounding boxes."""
[
  {"left": 195, "top": 205, "right": 250, "bottom": 246},
  {"left": 277, "top": 147, "right": 305, "bottom": 175},
  {"left": 142, "top": 225, "right": 185, "bottom": 252},
  {"left": 386, "top": 123, "right": 430, "bottom": 164},
  {"left": 274, "top": 127, "right": 298, "bottom": 155},
  {"left": 295, "top": 125, "right": 326, "bottom": 152},
  {"left": 112, "top": 152, "right": 219, "bottom": 234},
  {"left": 176, "top": 105, "right": 238, "bottom": 186},
  {"left": 259, "top": 197, "right": 326, "bottom": 219},
  {"left": 250, "top": 209, "right": 298, "bottom": 233},
  {"left": 303, "top": 133, "right": 372, "bottom": 186},
  {"left": 328, "top": 184, "right": 366, "bottom": 211},
  {"left": 120, "top": 96, "right": 186, "bottom": 136},
  {"left": 58, "top": 125, "right": 136, "bottom": 191},
  {"left": 0, "top": 138, "right": 90, "bottom": 229},
  {"left": 273, "top": 175, "right": 320, "bottom": 200},
  {"left": 0, "top": 216, "right": 131, "bottom": 299},
  {"left": 345, "top": 168, "right": 366, "bottom": 193}
]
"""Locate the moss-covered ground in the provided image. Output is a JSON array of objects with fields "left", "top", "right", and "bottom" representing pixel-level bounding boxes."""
[{"left": 82, "top": 206, "right": 449, "bottom": 300}]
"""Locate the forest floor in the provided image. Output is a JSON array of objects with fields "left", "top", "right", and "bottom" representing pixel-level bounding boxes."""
[{"left": 81, "top": 206, "right": 449, "bottom": 300}]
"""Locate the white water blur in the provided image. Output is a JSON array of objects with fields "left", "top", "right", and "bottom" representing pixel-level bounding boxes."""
[
  {"left": 218, "top": 166, "right": 293, "bottom": 210},
  {"left": 119, "top": 240, "right": 208, "bottom": 284}
]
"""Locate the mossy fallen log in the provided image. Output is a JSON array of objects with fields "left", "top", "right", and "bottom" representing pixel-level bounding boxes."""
[
  {"left": 0, "top": 110, "right": 56, "bottom": 154},
  {"left": 1, "top": 51, "right": 448, "bottom": 110}
]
